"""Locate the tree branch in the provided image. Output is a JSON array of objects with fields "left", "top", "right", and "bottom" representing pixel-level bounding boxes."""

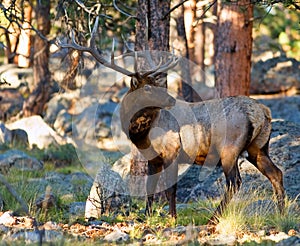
[
  {"left": 0, "top": 174, "right": 29, "bottom": 214},
  {"left": 113, "top": 0, "right": 137, "bottom": 19},
  {"left": 163, "top": 0, "right": 189, "bottom": 20},
  {"left": 194, "top": 0, "right": 217, "bottom": 26}
]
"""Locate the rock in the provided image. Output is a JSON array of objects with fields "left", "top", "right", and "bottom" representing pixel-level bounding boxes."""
[
  {"left": 53, "top": 109, "right": 72, "bottom": 136},
  {"left": 111, "top": 154, "right": 131, "bottom": 179},
  {"left": 0, "top": 123, "right": 28, "bottom": 147},
  {"left": 143, "top": 233, "right": 160, "bottom": 244},
  {"left": 259, "top": 96, "right": 300, "bottom": 124},
  {"left": 104, "top": 229, "right": 129, "bottom": 243},
  {"left": 7, "top": 115, "right": 67, "bottom": 149},
  {"left": 251, "top": 56, "right": 300, "bottom": 94},
  {"left": 265, "top": 231, "right": 289, "bottom": 243},
  {"left": 0, "top": 149, "right": 43, "bottom": 173},
  {"left": 85, "top": 163, "right": 130, "bottom": 220},
  {"left": 72, "top": 99, "right": 119, "bottom": 150},
  {"left": 44, "top": 93, "right": 71, "bottom": 124},
  {"left": 69, "top": 202, "right": 86, "bottom": 222},
  {"left": 43, "top": 230, "right": 64, "bottom": 243},
  {"left": 42, "top": 172, "right": 93, "bottom": 199},
  {"left": 0, "top": 89, "right": 24, "bottom": 121},
  {"left": 34, "top": 191, "right": 57, "bottom": 209},
  {"left": 43, "top": 221, "right": 61, "bottom": 230},
  {"left": 0, "top": 122, "right": 12, "bottom": 145},
  {"left": 206, "top": 234, "right": 237, "bottom": 245},
  {"left": 3, "top": 229, "right": 63, "bottom": 244},
  {"left": 0, "top": 211, "right": 15, "bottom": 226},
  {"left": 0, "top": 211, "right": 36, "bottom": 228},
  {"left": 0, "top": 64, "right": 33, "bottom": 89},
  {"left": 11, "top": 128, "right": 29, "bottom": 147},
  {"left": 276, "top": 236, "right": 300, "bottom": 246}
]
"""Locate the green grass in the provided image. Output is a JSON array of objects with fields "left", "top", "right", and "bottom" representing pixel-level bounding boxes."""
[
  {"left": 0, "top": 143, "right": 87, "bottom": 223},
  {"left": 214, "top": 188, "right": 300, "bottom": 235},
  {"left": 0, "top": 140, "right": 299, "bottom": 244}
]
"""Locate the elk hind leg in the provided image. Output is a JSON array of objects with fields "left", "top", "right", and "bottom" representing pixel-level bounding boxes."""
[
  {"left": 209, "top": 152, "right": 242, "bottom": 224},
  {"left": 247, "top": 143, "right": 285, "bottom": 213}
]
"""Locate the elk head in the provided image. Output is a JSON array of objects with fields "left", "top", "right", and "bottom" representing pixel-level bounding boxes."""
[{"left": 58, "top": 16, "right": 179, "bottom": 139}]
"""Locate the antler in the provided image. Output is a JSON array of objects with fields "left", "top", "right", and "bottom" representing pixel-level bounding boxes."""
[
  {"left": 57, "top": 16, "right": 135, "bottom": 77},
  {"left": 57, "top": 16, "right": 179, "bottom": 79}
]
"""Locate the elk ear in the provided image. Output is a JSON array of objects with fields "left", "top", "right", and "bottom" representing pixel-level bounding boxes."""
[
  {"left": 130, "top": 77, "right": 139, "bottom": 90},
  {"left": 156, "top": 76, "right": 167, "bottom": 88}
]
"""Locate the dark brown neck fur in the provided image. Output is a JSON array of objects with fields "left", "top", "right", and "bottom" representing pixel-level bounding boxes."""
[{"left": 128, "top": 107, "right": 160, "bottom": 148}]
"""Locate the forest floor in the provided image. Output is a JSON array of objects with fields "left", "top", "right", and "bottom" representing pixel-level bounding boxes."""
[{"left": 0, "top": 93, "right": 299, "bottom": 245}]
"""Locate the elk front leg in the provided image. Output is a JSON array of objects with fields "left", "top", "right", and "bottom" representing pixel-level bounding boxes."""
[
  {"left": 164, "top": 161, "right": 178, "bottom": 218},
  {"left": 145, "top": 157, "right": 163, "bottom": 216}
]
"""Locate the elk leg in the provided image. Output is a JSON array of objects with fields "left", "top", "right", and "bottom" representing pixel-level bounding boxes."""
[
  {"left": 209, "top": 156, "right": 242, "bottom": 224},
  {"left": 247, "top": 143, "right": 285, "bottom": 213},
  {"left": 163, "top": 161, "right": 178, "bottom": 218},
  {"left": 145, "top": 158, "right": 163, "bottom": 216}
]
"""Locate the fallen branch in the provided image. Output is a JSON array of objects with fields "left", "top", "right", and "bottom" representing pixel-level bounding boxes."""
[{"left": 0, "top": 173, "right": 29, "bottom": 214}]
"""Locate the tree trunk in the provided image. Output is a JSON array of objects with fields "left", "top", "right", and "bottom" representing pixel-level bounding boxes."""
[
  {"left": 130, "top": 0, "right": 171, "bottom": 194},
  {"left": 6, "top": 23, "right": 20, "bottom": 64},
  {"left": 23, "top": 0, "right": 51, "bottom": 116},
  {"left": 136, "top": 0, "right": 171, "bottom": 53},
  {"left": 184, "top": 0, "right": 196, "bottom": 63},
  {"left": 172, "top": 0, "right": 193, "bottom": 102},
  {"left": 214, "top": 0, "right": 253, "bottom": 97},
  {"left": 61, "top": 49, "right": 81, "bottom": 90},
  {"left": 194, "top": 2, "right": 206, "bottom": 84},
  {"left": 16, "top": 2, "right": 32, "bottom": 68}
]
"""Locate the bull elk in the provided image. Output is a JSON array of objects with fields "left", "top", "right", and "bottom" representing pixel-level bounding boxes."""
[{"left": 59, "top": 17, "right": 285, "bottom": 224}]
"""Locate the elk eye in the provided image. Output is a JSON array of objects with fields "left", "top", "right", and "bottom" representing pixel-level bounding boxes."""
[
  {"left": 131, "top": 78, "right": 138, "bottom": 89},
  {"left": 144, "top": 84, "right": 151, "bottom": 92}
]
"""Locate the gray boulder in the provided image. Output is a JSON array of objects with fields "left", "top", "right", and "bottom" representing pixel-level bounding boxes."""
[
  {"left": 104, "top": 230, "right": 129, "bottom": 243},
  {"left": 7, "top": 115, "right": 67, "bottom": 149},
  {"left": 0, "top": 122, "right": 12, "bottom": 145},
  {"left": 0, "top": 123, "right": 28, "bottom": 147},
  {"left": 85, "top": 163, "right": 130, "bottom": 220},
  {"left": 0, "top": 150, "right": 43, "bottom": 173}
]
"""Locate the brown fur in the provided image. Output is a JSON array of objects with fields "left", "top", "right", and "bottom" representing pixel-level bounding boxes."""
[{"left": 121, "top": 76, "right": 285, "bottom": 224}]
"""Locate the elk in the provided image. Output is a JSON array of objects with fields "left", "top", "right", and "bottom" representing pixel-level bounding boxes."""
[{"left": 59, "top": 17, "right": 285, "bottom": 224}]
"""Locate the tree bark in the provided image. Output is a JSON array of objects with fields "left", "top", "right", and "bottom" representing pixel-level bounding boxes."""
[
  {"left": 184, "top": 0, "right": 196, "bottom": 63},
  {"left": 130, "top": 0, "right": 171, "bottom": 194},
  {"left": 61, "top": 49, "right": 81, "bottom": 90},
  {"left": 214, "top": 0, "right": 253, "bottom": 97},
  {"left": 6, "top": 23, "right": 20, "bottom": 64},
  {"left": 136, "top": 0, "right": 171, "bottom": 53},
  {"left": 172, "top": 0, "right": 193, "bottom": 102},
  {"left": 194, "top": 2, "right": 206, "bottom": 84},
  {"left": 16, "top": 2, "right": 32, "bottom": 68},
  {"left": 23, "top": 0, "right": 51, "bottom": 116}
]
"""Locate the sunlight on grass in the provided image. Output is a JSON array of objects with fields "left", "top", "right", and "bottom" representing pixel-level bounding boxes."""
[
  {"left": 214, "top": 187, "right": 300, "bottom": 236},
  {"left": 268, "top": 195, "right": 300, "bottom": 232}
]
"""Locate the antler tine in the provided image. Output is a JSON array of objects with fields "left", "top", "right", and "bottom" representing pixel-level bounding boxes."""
[
  {"left": 111, "top": 38, "right": 115, "bottom": 64},
  {"left": 150, "top": 54, "right": 179, "bottom": 78},
  {"left": 141, "top": 57, "right": 163, "bottom": 77},
  {"left": 144, "top": 17, "right": 156, "bottom": 68},
  {"left": 134, "top": 52, "right": 138, "bottom": 74},
  {"left": 58, "top": 16, "right": 134, "bottom": 77}
]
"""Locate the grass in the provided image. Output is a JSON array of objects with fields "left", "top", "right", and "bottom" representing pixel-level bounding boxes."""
[
  {"left": 0, "top": 143, "right": 87, "bottom": 223},
  {"left": 0, "top": 143, "right": 299, "bottom": 244},
  {"left": 214, "top": 188, "right": 300, "bottom": 236}
]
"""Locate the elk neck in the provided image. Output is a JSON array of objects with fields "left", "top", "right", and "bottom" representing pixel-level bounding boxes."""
[{"left": 128, "top": 106, "right": 160, "bottom": 149}]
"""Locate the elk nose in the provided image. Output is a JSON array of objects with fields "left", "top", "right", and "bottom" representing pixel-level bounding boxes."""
[{"left": 144, "top": 84, "right": 151, "bottom": 92}]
